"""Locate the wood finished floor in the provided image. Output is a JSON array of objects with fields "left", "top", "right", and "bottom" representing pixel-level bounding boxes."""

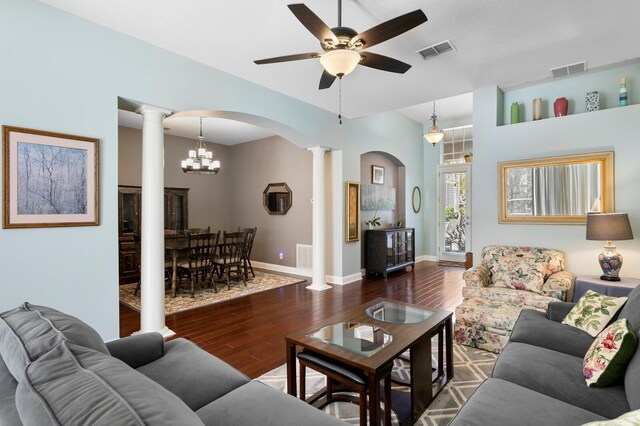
[{"left": 119, "top": 261, "right": 464, "bottom": 379}]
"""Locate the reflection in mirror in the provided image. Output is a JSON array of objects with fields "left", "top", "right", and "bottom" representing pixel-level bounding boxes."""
[
  {"left": 263, "top": 182, "right": 292, "bottom": 215},
  {"left": 499, "top": 152, "right": 614, "bottom": 224}
]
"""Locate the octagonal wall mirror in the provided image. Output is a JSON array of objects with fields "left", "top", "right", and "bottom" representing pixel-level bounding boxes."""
[
  {"left": 498, "top": 151, "right": 614, "bottom": 224},
  {"left": 263, "top": 182, "right": 292, "bottom": 215}
]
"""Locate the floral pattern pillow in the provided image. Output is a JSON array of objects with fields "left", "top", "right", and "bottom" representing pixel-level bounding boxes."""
[
  {"left": 582, "top": 409, "right": 640, "bottom": 425},
  {"left": 563, "top": 290, "right": 628, "bottom": 337},
  {"left": 491, "top": 258, "right": 546, "bottom": 294},
  {"left": 583, "top": 319, "right": 638, "bottom": 387}
]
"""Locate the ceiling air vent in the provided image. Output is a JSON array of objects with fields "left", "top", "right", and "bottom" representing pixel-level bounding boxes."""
[
  {"left": 550, "top": 61, "right": 587, "bottom": 78},
  {"left": 417, "top": 40, "right": 456, "bottom": 60}
]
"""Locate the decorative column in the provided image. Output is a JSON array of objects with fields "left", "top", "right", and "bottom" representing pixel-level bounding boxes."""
[
  {"left": 135, "top": 105, "right": 175, "bottom": 337},
  {"left": 307, "top": 146, "right": 332, "bottom": 291}
]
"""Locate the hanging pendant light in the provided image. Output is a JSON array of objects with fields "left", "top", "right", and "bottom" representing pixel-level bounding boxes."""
[
  {"left": 181, "top": 117, "right": 221, "bottom": 174},
  {"left": 424, "top": 101, "right": 444, "bottom": 146}
]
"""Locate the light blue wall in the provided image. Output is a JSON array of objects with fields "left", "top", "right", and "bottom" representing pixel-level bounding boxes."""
[
  {"left": 0, "top": 0, "right": 429, "bottom": 338},
  {"left": 473, "top": 68, "right": 640, "bottom": 277},
  {"left": 340, "top": 112, "right": 426, "bottom": 276}
]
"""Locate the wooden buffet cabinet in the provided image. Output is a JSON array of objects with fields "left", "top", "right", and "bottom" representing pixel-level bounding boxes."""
[
  {"left": 365, "top": 228, "right": 415, "bottom": 277},
  {"left": 118, "top": 185, "right": 189, "bottom": 283}
]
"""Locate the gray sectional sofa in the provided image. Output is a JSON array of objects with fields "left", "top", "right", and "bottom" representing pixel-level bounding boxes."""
[
  {"left": 0, "top": 302, "right": 346, "bottom": 425},
  {"left": 451, "top": 281, "right": 640, "bottom": 425}
]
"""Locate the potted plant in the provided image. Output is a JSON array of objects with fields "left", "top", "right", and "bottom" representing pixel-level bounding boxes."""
[
  {"left": 365, "top": 208, "right": 381, "bottom": 230},
  {"left": 464, "top": 152, "right": 474, "bottom": 163}
]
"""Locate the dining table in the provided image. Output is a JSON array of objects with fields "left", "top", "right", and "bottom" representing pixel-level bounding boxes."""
[{"left": 164, "top": 239, "right": 190, "bottom": 298}]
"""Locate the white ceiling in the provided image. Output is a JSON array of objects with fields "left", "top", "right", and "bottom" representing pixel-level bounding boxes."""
[
  {"left": 41, "top": 0, "right": 640, "bottom": 120},
  {"left": 398, "top": 92, "right": 473, "bottom": 126},
  {"left": 118, "top": 110, "right": 275, "bottom": 145}
]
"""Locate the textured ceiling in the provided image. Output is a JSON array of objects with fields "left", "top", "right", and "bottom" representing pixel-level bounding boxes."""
[{"left": 40, "top": 0, "right": 640, "bottom": 120}]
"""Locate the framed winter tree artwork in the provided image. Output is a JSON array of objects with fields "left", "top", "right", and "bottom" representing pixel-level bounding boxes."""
[{"left": 3, "top": 126, "right": 99, "bottom": 228}]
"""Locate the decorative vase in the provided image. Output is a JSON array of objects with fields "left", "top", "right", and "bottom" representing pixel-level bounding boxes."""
[
  {"left": 586, "top": 91, "right": 600, "bottom": 112},
  {"left": 598, "top": 248, "right": 623, "bottom": 281},
  {"left": 532, "top": 98, "right": 543, "bottom": 121},
  {"left": 510, "top": 102, "right": 520, "bottom": 124},
  {"left": 553, "top": 97, "right": 568, "bottom": 117},
  {"left": 619, "top": 77, "right": 628, "bottom": 106}
]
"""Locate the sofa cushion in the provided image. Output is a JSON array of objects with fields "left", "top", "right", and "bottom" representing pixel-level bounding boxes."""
[
  {"left": 15, "top": 341, "right": 203, "bottom": 426},
  {"left": 462, "top": 286, "right": 560, "bottom": 310},
  {"left": 0, "top": 302, "right": 108, "bottom": 381},
  {"left": 492, "top": 258, "right": 546, "bottom": 294},
  {"left": 562, "top": 290, "right": 627, "bottom": 337},
  {"left": 136, "top": 338, "right": 250, "bottom": 411},
  {"left": 196, "top": 381, "right": 347, "bottom": 426},
  {"left": 583, "top": 409, "right": 640, "bottom": 425},
  {"left": 617, "top": 284, "right": 640, "bottom": 333},
  {"left": 584, "top": 319, "right": 638, "bottom": 387},
  {"left": 492, "top": 342, "right": 630, "bottom": 418},
  {"left": 509, "top": 309, "right": 595, "bottom": 358},
  {"left": 0, "top": 357, "right": 21, "bottom": 426},
  {"left": 449, "top": 378, "right": 606, "bottom": 426}
]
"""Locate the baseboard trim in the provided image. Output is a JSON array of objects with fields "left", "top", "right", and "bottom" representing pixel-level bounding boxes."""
[
  {"left": 251, "top": 261, "right": 311, "bottom": 278},
  {"left": 416, "top": 255, "right": 438, "bottom": 263},
  {"left": 327, "top": 272, "right": 362, "bottom": 286}
]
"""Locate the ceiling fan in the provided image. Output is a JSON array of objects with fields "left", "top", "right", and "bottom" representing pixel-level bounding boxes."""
[{"left": 254, "top": 0, "right": 427, "bottom": 90}]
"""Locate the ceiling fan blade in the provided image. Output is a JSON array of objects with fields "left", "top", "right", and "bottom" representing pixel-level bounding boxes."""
[
  {"left": 319, "top": 70, "right": 336, "bottom": 90},
  {"left": 350, "top": 9, "right": 427, "bottom": 50},
  {"left": 254, "top": 52, "right": 322, "bottom": 65},
  {"left": 360, "top": 52, "right": 411, "bottom": 73},
  {"left": 288, "top": 4, "right": 338, "bottom": 45}
]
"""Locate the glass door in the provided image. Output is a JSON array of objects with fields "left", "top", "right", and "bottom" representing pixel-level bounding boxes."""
[{"left": 437, "top": 164, "right": 472, "bottom": 262}]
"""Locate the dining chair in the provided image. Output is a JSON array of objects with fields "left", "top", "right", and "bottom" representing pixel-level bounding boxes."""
[
  {"left": 186, "top": 226, "right": 211, "bottom": 235},
  {"left": 213, "top": 231, "right": 247, "bottom": 292},
  {"left": 240, "top": 227, "right": 257, "bottom": 279},
  {"left": 177, "top": 231, "right": 219, "bottom": 297}
]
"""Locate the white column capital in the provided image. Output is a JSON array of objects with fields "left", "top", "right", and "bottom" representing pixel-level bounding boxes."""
[
  {"left": 307, "top": 146, "right": 331, "bottom": 153},
  {"left": 135, "top": 105, "right": 173, "bottom": 120}
]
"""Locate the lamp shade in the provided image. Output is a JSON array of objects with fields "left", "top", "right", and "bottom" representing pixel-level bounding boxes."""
[
  {"left": 320, "top": 49, "right": 361, "bottom": 77},
  {"left": 586, "top": 212, "right": 634, "bottom": 241},
  {"left": 424, "top": 131, "right": 444, "bottom": 145}
]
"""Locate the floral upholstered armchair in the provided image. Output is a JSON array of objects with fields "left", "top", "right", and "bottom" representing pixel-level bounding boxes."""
[{"left": 455, "top": 245, "right": 576, "bottom": 353}]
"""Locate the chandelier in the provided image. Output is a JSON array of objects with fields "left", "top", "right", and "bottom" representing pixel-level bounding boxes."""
[
  {"left": 423, "top": 101, "right": 444, "bottom": 146},
  {"left": 181, "top": 117, "right": 220, "bottom": 174}
]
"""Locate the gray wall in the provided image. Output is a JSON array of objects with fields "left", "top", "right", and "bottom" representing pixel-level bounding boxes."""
[{"left": 119, "top": 129, "right": 311, "bottom": 268}]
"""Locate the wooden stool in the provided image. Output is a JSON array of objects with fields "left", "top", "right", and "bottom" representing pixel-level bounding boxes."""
[{"left": 297, "top": 349, "right": 392, "bottom": 426}]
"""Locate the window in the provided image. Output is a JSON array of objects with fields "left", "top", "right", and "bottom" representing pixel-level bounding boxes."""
[{"left": 442, "top": 125, "right": 473, "bottom": 164}]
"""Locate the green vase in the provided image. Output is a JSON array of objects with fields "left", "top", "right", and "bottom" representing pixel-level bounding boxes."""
[{"left": 510, "top": 102, "right": 519, "bottom": 124}]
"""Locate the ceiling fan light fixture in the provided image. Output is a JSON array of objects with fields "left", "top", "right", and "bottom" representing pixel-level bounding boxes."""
[{"left": 320, "top": 49, "right": 360, "bottom": 77}]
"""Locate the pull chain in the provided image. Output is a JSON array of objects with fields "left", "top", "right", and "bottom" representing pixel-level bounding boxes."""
[{"left": 338, "top": 77, "right": 342, "bottom": 125}]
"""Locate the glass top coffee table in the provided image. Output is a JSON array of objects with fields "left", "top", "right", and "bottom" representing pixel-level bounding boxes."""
[{"left": 286, "top": 298, "right": 453, "bottom": 426}]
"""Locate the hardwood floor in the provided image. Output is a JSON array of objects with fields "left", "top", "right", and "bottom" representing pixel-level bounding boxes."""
[{"left": 119, "top": 261, "right": 464, "bottom": 379}]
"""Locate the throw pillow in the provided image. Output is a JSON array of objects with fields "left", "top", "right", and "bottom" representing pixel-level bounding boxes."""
[
  {"left": 582, "top": 408, "right": 640, "bottom": 425},
  {"left": 583, "top": 319, "right": 638, "bottom": 387},
  {"left": 563, "top": 290, "right": 628, "bottom": 337},
  {"left": 492, "top": 257, "right": 546, "bottom": 294}
]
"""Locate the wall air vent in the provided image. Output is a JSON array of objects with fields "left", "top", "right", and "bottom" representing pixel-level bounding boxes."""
[
  {"left": 417, "top": 40, "right": 456, "bottom": 60},
  {"left": 550, "top": 61, "right": 587, "bottom": 78}
]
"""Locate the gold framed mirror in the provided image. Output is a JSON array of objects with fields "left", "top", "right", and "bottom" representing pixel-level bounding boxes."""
[{"left": 498, "top": 152, "right": 614, "bottom": 224}]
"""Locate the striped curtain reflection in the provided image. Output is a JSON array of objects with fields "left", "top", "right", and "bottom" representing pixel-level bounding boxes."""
[{"left": 532, "top": 163, "right": 601, "bottom": 216}]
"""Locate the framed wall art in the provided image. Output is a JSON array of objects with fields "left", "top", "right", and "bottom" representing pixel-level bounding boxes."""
[
  {"left": 371, "top": 165, "right": 384, "bottom": 185},
  {"left": 3, "top": 126, "right": 99, "bottom": 228},
  {"left": 345, "top": 181, "right": 360, "bottom": 242}
]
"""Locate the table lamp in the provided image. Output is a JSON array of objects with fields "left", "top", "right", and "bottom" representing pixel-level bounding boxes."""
[{"left": 586, "top": 212, "right": 634, "bottom": 281}]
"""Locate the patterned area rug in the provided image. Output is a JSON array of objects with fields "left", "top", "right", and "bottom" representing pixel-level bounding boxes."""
[
  {"left": 258, "top": 343, "right": 497, "bottom": 425},
  {"left": 119, "top": 271, "right": 305, "bottom": 315}
]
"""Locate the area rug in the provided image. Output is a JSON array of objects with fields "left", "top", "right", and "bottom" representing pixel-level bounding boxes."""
[
  {"left": 119, "top": 271, "right": 306, "bottom": 315},
  {"left": 257, "top": 343, "right": 497, "bottom": 426}
]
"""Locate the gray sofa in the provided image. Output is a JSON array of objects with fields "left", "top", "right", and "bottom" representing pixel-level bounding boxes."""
[
  {"left": 0, "top": 302, "right": 346, "bottom": 426},
  {"left": 451, "top": 281, "right": 640, "bottom": 425}
]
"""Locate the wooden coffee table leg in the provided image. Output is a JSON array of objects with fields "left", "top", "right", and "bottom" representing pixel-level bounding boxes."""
[
  {"left": 410, "top": 334, "right": 432, "bottom": 422},
  {"left": 367, "top": 372, "right": 379, "bottom": 426},
  {"left": 286, "top": 341, "right": 297, "bottom": 397}
]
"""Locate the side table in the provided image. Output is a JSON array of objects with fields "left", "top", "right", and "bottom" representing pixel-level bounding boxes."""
[{"left": 572, "top": 275, "right": 640, "bottom": 302}]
